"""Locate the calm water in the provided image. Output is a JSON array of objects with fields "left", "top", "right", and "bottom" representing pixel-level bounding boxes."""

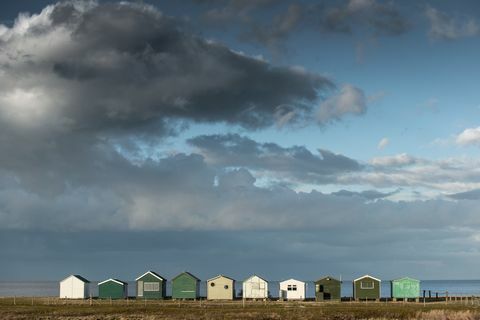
[{"left": 1, "top": 280, "right": 480, "bottom": 298}]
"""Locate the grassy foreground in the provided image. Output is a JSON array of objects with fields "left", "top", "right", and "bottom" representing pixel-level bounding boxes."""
[{"left": 1, "top": 298, "right": 480, "bottom": 319}]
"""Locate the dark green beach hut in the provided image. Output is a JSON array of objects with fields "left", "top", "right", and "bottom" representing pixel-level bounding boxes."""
[
  {"left": 98, "top": 278, "right": 128, "bottom": 299},
  {"left": 136, "top": 271, "right": 167, "bottom": 299},
  {"left": 391, "top": 277, "right": 420, "bottom": 299},
  {"left": 315, "top": 276, "right": 341, "bottom": 301},
  {"left": 353, "top": 275, "right": 381, "bottom": 300},
  {"left": 172, "top": 272, "right": 201, "bottom": 300}
]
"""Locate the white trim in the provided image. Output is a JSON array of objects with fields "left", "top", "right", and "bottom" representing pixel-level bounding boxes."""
[
  {"left": 244, "top": 274, "right": 268, "bottom": 283},
  {"left": 135, "top": 271, "right": 165, "bottom": 281},
  {"left": 360, "top": 281, "right": 375, "bottom": 289},
  {"left": 279, "top": 278, "right": 305, "bottom": 285},
  {"left": 353, "top": 274, "right": 381, "bottom": 283},
  {"left": 98, "top": 278, "right": 126, "bottom": 286},
  {"left": 207, "top": 274, "right": 235, "bottom": 282}
]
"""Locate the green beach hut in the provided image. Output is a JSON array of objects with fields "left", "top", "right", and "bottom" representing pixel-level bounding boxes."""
[
  {"left": 315, "top": 276, "right": 341, "bottom": 301},
  {"left": 98, "top": 278, "right": 128, "bottom": 299},
  {"left": 135, "top": 271, "right": 167, "bottom": 299},
  {"left": 391, "top": 277, "right": 420, "bottom": 299},
  {"left": 353, "top": 275, "right": 381, "bottom": 300},
  {"left": 171, "top": 272, "right": 201, "bottom": 300}
]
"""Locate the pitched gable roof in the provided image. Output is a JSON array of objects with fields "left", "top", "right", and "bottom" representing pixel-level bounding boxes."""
[
  {"left": 207, "top": 274, "right": 235, "bottom": 282},
  {"left": 135, "top": 270, "right": 166, "bottom": 281},
  {"left": 353, "top": 274, "right": 381, "bottom": 282},
  {"left": 172, "top": 271, "right": 200, "bottom": 281},
  {"left": 98, "top": 278, "right": 128, "bottom": 286}
]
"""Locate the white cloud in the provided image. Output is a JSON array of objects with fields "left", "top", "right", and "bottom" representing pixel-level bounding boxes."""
[
  {"left": 370, "top": 153, "right": 416, "bottom": 167},
  {"left": 317, "top": 84, "right": 367, "bottom": 124},
  {"left": 377, "top": 137, "right": 389, "bottom": 150},
  {"left": 456, "top": 127, "right": 480, "bottom": 146},
  {"left": 426, "top": 6, "right": 479, "bottom": 40}
]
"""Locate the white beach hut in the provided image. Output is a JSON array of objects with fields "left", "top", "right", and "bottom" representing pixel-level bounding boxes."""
[
  {"left": 242, "top": 275, "right": 268, "bottom": 299},
  {"left": 59, "top": 275, "right": 90, "bottom": 299},
  {"left": 279, "top": 278, "right": 306, "bottom": 300}
]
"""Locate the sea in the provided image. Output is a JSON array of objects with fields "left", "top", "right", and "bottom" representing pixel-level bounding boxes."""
[{"left": 1, "top": 280, "right": 480, "bottom": 298}]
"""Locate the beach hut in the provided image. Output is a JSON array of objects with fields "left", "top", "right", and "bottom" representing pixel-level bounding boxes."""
[
  {"left": 353, "top": 275, "right": 381, "bottom": 300},
  {"left": 207, "top": 275, "right": 235, "bottom": 300},
  {"left": 391, "top": 277, "right": 420, "bottom": 299},
  {"left": 171, "top": 272, "right": 201, "bottom": 300},
  {"left": 315, "top": 276, "right": 341, "bottom": 301},
  {"left": 135, "top": 271, "right": 167, "bottom": 299},
  {"left": 279, "top": 279, "right": 306, "bottom": 300},
  {"left": 59, "top": 275, "right": 90, "bottom": 299},
  {"left": 242, "top": 275, "right": 268, "bottom": 299},
  {"left": 98, "top": 278, "right": 128, "bottom": 299}
]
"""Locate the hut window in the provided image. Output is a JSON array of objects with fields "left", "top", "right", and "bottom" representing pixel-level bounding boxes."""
[
  {"left": 360, "top": 281, "right": 374, "bottom": 289},
  {"left": 144, "top": 282, "right": 160, "bottom": 292},
  {"left": 224, "top": 285, "right": 229, "bottom": 290},
  {"left": 210, "top": 282, "right": 215, "bottom": 287},
  {"left": 287, "top": 285, "right": 297, "bottom": 291}
]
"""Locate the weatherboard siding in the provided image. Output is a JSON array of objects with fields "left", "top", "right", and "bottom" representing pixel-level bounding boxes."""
[
  {"left": 98, "top": 281, "right": 127, "bottom": 299},
  {"left": 315, "top": 277, "right": 341, "bottom": 301},
  {"left": 354, "top": 276, "right": 380, "bottom": 300},
  {"left": 391, "top": 278, "right": 420, "bottom": 298},
  {"left": 172, "top": 273, "right": 200, "bottom": 299},
  {"left": 136, "top": 273, "right": 166, "bottom": 299}
]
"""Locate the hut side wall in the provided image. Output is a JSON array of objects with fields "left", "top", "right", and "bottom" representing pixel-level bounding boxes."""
[
  {"left": 354, "top": 277, "right": 380, "bottom": 300},
  {"left": 315, "top": 278, "right": 341, "bottom": 301},
  {"left": 207, "top": 277, "right": 235, "bottom": 300},
  {"left": 99, "top": 281, "right": 127, "bottom": 300},
  {"left": 172, "top": 274, "right": 199, "bottom": 299},
  {"left": 136, "top": 273, "right": 166, "bottom": 299},
  {"left": 391, "top": 278, "right": 420, "bottom": 298}
]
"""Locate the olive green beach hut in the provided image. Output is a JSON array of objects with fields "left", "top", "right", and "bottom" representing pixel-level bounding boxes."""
[
  {"left": 353, "top": 275, "right": 381, "bottom": 300},
  {"left": 391, "top": 277, "right": 420, "bottom": 300},
  {"left": 172, "top": 272, "right": 201, "bottom": 300},
  {"left": 315, "top": 276, "right": 341, "bottom": 301},
  {"left": 98, "top": 278, "right": 128, "bottom": 299},
  {"left": 136, "top": 271, "right": 167, "bottom": 299}
]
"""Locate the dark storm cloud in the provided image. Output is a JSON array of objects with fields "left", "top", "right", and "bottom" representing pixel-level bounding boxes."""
[
  {"left": 188, "top": 133, "right": 361, "bottom": 183},
  {"left": 239, "top": 3, "right": 302, "bottom": 57},
  {"left": 0, "top": 1, "right": 333, "bottom": 135},
  {"left": 311, "top": 0, "right": 410, "bottom": 36}
]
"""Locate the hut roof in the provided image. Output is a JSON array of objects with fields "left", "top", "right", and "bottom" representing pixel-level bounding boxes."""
[
  {"left": 172, "top": 271, "right": 200, "bottom": 281},
  {"left": 315, "top": 276, "right": 341, "bottom": 283},
  {"left": 243, "top": 274, "right": 268, "bottom": 282},
  {"left": 135, "top": 270, "right": 166, "bottom": 281},
  {"left": 98, "top": 278, "right": 128, "bottom": 286},
  {"left": 353, "top": 275, "right": 381, "bottom": 282},
  {"left": 207, "top": 274, "right": 235, "bottom": 282}
]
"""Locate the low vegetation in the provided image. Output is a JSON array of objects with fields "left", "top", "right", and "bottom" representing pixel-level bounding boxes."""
[{"left": 1, "top": 297, "right": 480, "bottom": 319}]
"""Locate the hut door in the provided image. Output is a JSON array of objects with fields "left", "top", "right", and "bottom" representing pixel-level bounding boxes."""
[{"left": 138, "top": 281, "right": 143, "bottom": 297}]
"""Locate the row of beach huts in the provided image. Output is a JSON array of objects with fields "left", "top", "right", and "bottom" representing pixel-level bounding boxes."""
[{"left": 60, "top": 272, "right": 421, "bottom": 301}]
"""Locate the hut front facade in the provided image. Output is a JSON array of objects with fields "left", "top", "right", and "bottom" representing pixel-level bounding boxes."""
[
  {"left": 172, "top": 272, "right": 200, "bottom": 300},
  {"left": 279, "top": 279, "right": 306, "bottom": 300},
  {"left": 315, "top": 276, "right": 341, "bottom": 301},
  {"left": 207, "top": 275, "right": 235, "bottom": 300},
  {"left": 353, "top": 275, "right": 381, "bottom": 300},
  {"left": 135, "top": 271, "right": 167, "bottom": 299},
  {"left": 98, "top": 278, "right": 128, "bottom": 299},
  {"left": 59, "top": 275, "right": 90, "bottom": 299},
  {"left": 243, "top": 275, "right": 268, "bottom": 299},
  {"left": 391, "top": 277, "right": 420, "bottom": 299}
]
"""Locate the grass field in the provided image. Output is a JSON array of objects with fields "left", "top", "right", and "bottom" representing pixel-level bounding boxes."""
[{"left": 1, "top": 297, "right": 480, "bottom": 319}]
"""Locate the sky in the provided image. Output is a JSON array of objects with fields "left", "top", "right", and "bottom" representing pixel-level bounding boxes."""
[{"left": 1, "top": 0, "right": 480, "bottom": 282}]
